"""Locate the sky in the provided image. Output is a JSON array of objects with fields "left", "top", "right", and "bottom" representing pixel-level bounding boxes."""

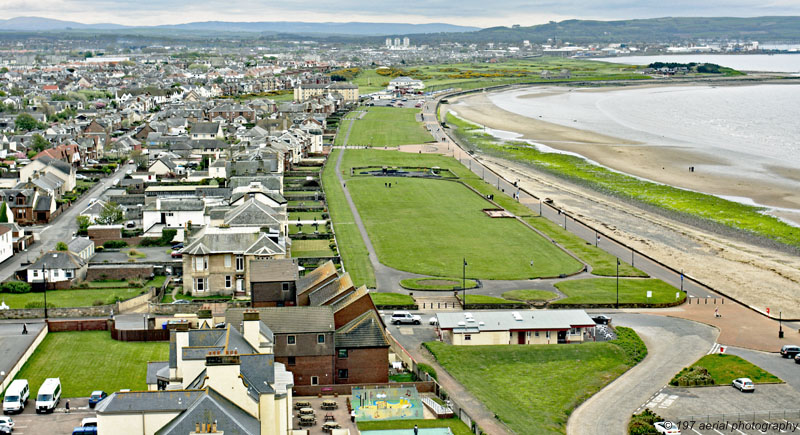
[{"left": 3, "top": 0, "right": 800, "bottom": 27}]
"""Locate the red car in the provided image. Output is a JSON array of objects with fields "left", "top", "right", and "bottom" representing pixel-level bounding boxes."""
[{"left": 171, "top": 251, "right": 182, "bottom": 258}]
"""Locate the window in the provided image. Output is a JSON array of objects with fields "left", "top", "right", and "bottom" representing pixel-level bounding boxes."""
[
  {"left": 194, "top": 256, "right": 207, "bottom": 271},
  {"left": 338, "top": 349, "right": 348, "bottom": 358},
  {"left": 526, "top": 331, "right": 531, "bottom": 337},
  {"left": 65, "top": 270, "right": 73, "bottom": 279},
  {"left": 338, "top": 369, "right": 348, "bottom": 379},
  {"left": 225, "top": 276, "right": 231, "bottom": 288},
  {"left": 287, "top": 356, "right": 295, "bottom": 366},
  {"left": 224, "top": 254, "right": 231, "bottom": 268},
  {"left": 464, "top": 335, "right": 471, "bottom": 341},
  {"left": 535, "top": 331, "right": 540, "bottom": 337},
  {"left": 235, "top": 255, "right": 244, "bottom": 272},
  {"left": 546, "top": 331, "right": 550, "bottom": 339},
  {"left": 570, "top": 328, "right": 577, "bottom": 335},
  {"left": 317, "top": 334, "right": 325, "bottom": 344},
  {"left": 310, "top": 376, "right": 319, "bottom": 386},
  {"left": 287, "top": 335, "right": 296, "bottom": 345},
  {"left": 195, "top": 278, "right": 205, "bottom": 292},
  {"left": 32, "top": 270, "right": 39, "bottom": 278},
  {"left": 282, "top": 282, "right": 290, "bottom": 291}
]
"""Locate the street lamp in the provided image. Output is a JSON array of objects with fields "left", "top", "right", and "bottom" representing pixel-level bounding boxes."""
[
  {"left": 615, "top": 259, "right": 620, "bottom": 309},
  {"left": 462, "top": 258, "right": 467, "bottom": 310},
  {"left": 41, "top": 263, "right": 48, "bottom": 319}
]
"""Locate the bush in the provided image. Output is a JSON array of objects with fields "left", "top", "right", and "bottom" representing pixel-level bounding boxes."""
[
  {"left": 628, "top": 408, "right": 662, "bottom": 434},
  {"left": 103, "top": 240, "right": 128, "bottom": 249},
  {"left": 1, "top": 281, "right": 31, "bottom": 294},
  {"left": 670, "top": 366, "right": 715, "bottom": 387},
  {"left": 92, "top": 300, "right": 106, "bottom": 306},
  {"left": 611, "top": 326, "right": 648, "bottom": 364},
  {"left": 417, "top": 363, "right": 438, "bottom": 381}
]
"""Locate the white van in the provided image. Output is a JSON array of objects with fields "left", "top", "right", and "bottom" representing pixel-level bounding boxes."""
[
  {"left": 3, "top": 379, "right": 29, "bottom": 414},
  {"left": 35, "top": 378, "right": 61, "bottom": 413}
]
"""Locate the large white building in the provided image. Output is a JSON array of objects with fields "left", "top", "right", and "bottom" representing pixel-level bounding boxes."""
[{"left": 436, "top": 310, "right": 596, "bottom": 345}]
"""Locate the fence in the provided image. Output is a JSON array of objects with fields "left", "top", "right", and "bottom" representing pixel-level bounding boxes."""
[
  {"left": 292, "top": 381, "right": 434, "bottom": 397},
  {"left": 46, "top": 319, "right": 108, "bottom": 332},
  {"left": 110, "top": 327, "right": 169, "bottom": 342},
  {"left": 679, "top": 409, "right": 800, "bottom": 423}
]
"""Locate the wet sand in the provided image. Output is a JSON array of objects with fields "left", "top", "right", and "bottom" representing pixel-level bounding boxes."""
[{"left": 451, "top": 92, "right": 800, "bottom": 219}]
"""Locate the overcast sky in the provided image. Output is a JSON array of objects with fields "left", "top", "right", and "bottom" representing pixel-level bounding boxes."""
[{"left": 3, "top": 0, "right": 800, "bottom": 27}]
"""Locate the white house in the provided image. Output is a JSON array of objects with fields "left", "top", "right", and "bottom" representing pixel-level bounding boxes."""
[
  {"left": 190, "top": 121, "right": 223, "bottom": 140},
  {"left": 26, "top": 251, "right": 87, "bottom": 285},
  {"left": 143, "top": 198, "right": 206, "bottom": 233},
  {"left": 436, "top": 310, "right": 597, "bottom": 346},
  {"left": 0, "top": 226, "right": 12, "bottom": 264},
  {"left": 67, "top": 237, "right": 95, "bottom": 262},
  {"left": 388, "top": 76, "right": 425, "bottom": 92}
]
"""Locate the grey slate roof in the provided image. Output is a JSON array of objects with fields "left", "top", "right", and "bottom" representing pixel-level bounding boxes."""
[
  {"left": 146, "top": 361, "right": 169, "bottom": 385},
  {"left": 226, "top": 307, "right": 334, "bottom": 334},
  {"left": 191, "top": 122, "right": 221, "bottom": 135},
  {"left": 155, "top": 389, "right": 259, "bottom": 435},
  {"left": 296, "top": 260, "right": 337, "bottom": 295},
  {"left": 145, "top": 198, "right": 205, "bottom": 212},
  {"left": 335, "top": 310, "right": 390, "bottom": 349},
  {"left": 224, "top": 199, "right": 280, "bottom": 228},
  {"left": 30, "top": 251, "right": 85, "bottom": 270},
  {"left": 67, "top": 237, "right": 94, "bottom": 253},
  {"left": 184, "top": 230, "right": 283, "bottom": 256},
  {"left": 34, "top": 195, "right": 51, "bottom": 211},
  {"left": 96, "top": 390, "right": 205, "bottom": 414},
  {"left": 249, "top": 259, "right": 298, "bottom": 283}
]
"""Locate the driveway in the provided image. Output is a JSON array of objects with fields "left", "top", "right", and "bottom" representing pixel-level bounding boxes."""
[{"left": 567, "top": 313, "right": 718, "bottom": 435}]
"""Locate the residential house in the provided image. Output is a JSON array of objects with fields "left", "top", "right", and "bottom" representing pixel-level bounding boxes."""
[
  {"left": 26, "top": 250, "right": 88, "bottom": 289},
  {"left": 67, "top": 236, "right": 95, "bottom": 262},
  {"left": 190, "top": 122, "right": 223, "bottom": 140},
  {"left": 436, "top": 310, "right": 597, "bottom": 345},
  {"left": 249, "top": 259, "right": 299, "bottom": 307},
  {"left": 19, "top": 155, "right": 76, "bottom": 193},
  {"left": 143, "top": 198, "right": 205, "bottom": 233},
  {"left": 147, "top": 157, "right": 177, "bottom": 176},
  {"left": 0, "top": 225, "right": 12, "bottom": 264}
]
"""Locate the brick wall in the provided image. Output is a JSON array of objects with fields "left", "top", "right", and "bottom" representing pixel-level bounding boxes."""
[
  {"left": 46, "top": 319, "right": 109, "bottom": 332},
  {"left": 86, "top": 265, "right": 154, "bottom": 281},
  {"left": 88, "top": 227, "right": 122, "bottom": 247},
  {"left": 276, "top": 354, "right": 334, "bottom": 386},
  {"left": 335, "top": 347, "right": 389, "bottom": 384}
]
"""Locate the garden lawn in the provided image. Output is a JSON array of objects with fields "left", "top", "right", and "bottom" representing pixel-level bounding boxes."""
[
  {"left": 14, "top": 331, "right": 169, "bottom": 398},
  {"left": 680, "top": 354, "right": 782, "bottom": 385},
  {"left": 553, "top": 278, "right": 682, "bottom": 305},
  {"left": 424, "top": 340, "right": 636, "bottom": 434},
  {"left": 290, "top": 239, "right": 336, "bottom": 258},
  {"left": 347, "top": 176, "right": 581, "bottom": 279},
  {"left": 321, "top": 149, "right": 376, "bottom": 287},
  {"left": 370, "top": 293, "right": 415, "bottom": 306},
  {"left": 289, "top": 224, "right": 328, "bottom": 235},
  {"left": 288, "top": 212, "right": 325, "bottom": 221},
  {"left": 1, "top": 287, "right": 145, "bottom": 309},
  {"left": 357, "top": 418, "right": 472, "bottom": 435},
  {"left": 343, "top": 106, "right": 433, "bottom": 147},
  {"left": 502, "top": 289, "right": 559, "bottom": 301}
]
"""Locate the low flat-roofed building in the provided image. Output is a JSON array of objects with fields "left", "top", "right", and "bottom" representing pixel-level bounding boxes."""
[{"left": 436, "top": 309, "right": 596, "bottom": 345}]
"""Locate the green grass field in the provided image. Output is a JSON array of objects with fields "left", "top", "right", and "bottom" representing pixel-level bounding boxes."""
[
  {"left": 290, "top": 239, "right": 336, "bottom": 258},
  {"left": 358, "top": 418, "right": 472, "bottom": 435},
  {"left": 335, "top": 106, "right": 432, "bottom": 147},
  {"left": 321, "top": 149, "right": 376, "bottom": 288},
  {"left": 674, "top": 354, "right": 782, "bottom": 385},
  {"left": 459, "top": 294, "right": 518, "bottom": 304},
  {"left": 400, "top": 277, "right": 477, "bottom": 291},
  {"left": 502, "top": 289, "right": 559, "bottom": 301},
  {"left": 14, "top": 331, "right": 169, "bottom": 398},
  {"left": 289, "top": 224, "right": 328, "bottom": 235},
  {"left": 424, "top": 337, "right": 639, "bottom": 434},
  {"left": 370, "top": 293, "right": 415, "bottom": 306},
  {"left": 553, "top": 278, "right": 683, "bottom": 305},
  {"left": 347, "top": 176, "right": 582, "bottom": 279},
  {"left": 1, "top": 277, "right": 165, "bottom": 309}
]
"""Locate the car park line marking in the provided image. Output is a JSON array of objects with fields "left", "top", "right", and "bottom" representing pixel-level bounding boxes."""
[
  {"left": 712, "top": 429, "right": 725, "bottom": 435},
  {"left": 708, "top": 343, "right": 720, "bottom": 355},
  {"left": 691, "top": 429, "right": 703, "bottom": 435}
]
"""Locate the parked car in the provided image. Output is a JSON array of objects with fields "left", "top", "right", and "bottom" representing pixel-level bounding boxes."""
[
  {"left": 125, "top": 221, "right": 136, "bottom": 229},
  {"left": 592, "top": 315, "right": 612, "bottom": 325},
  {"left": 126, "top": 170, "right": 133, "bottom": 175},
  {"left": 429, "top": 316, "right": 438, "bottom": 326},
  {"left": 171, "top": 300, "right": 191, "bottom": 305},
  {"left": 88, "top": 391, "right": 107, "bottom": 408},
  {"left": 171, "top": 243, "right": 184, "bottom": 250},
  {"left": 390, "top": 311, "right": 421, "bottom": 325},
  {"left": 794, "top": 353, "right": 800, "bottom": 364},
  {"left": 732, "top": 378, "right": 755, "bottom": 392},
  {"left": 72, "top": 426, "right": 97, "bottom": 435},
  {"left": 76, "top": 174, "right": 89, "bottom": 180},
  {"left": 3, "top": 379, "right": 28, "bottom": 414},
  {"left": 654, "top": 421, "right": 681, "bottom": 434},
  {"left": 0, "top": 424, "right": 10, "bottom": 435},
  {"left": 81, "top": 417, "right": 98, "bottom": 427},
  {"left": 87, "top": 159, "right": 99, "bottom": 165},
  {"left": 780, "top": 345, "right": 800, "bottom": 358},
  {"left": 171, "top": 251, "right": 182, "bottom": 258},
  {"left": 0, "top": 417, "right": 13, "bottom": 430}
]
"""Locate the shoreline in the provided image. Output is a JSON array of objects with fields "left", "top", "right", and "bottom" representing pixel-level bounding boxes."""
[{"left": 450, "top": 88, "right": 800, "bottom": 226}]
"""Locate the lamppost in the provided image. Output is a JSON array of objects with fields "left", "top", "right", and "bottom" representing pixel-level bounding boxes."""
[
  {"left": 779, "top": 311, "right": 784, "bottom": 338},
  {"left": 680, "top": 269, "right": 684, "bottom": 293},
  {"left": 41, "top": 263, "right": 48, "bottom": 319},
  {"left": 462, "top": 258, "right": 467, "bottom": 310},
  {"left": 615, "top": 259, "right": 620, "bottom": 309}
]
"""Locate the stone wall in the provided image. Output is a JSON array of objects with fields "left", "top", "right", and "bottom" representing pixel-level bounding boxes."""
[
  {"left": 0, "top": 305, "right": 113, "bottom": 319},
  {"left": 150, "top": 302, "right": 205, "bottom": 315},
  {"left": 86, "top": 265, "right": 154, "bottom": 281},
  {"left": 117, "top": 286, "right": 156, "bottom": 312}
]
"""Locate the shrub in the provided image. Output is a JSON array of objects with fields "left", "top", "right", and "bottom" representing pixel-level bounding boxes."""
[
  {"left": 417, "top": 363, "right": 438, "bottom": 381},
  {"left": 670, "top": 366, "right": 714, "bottom": 387},
  {"left": 1, "top": 281, "right": 31, "bottom": 294},
  {"left": 628, "top": 408, "right": 662, "bottom": 435},
  {"left": 92, "top": 300, "right": 106, "bottom": 306},
  {"left": 103, "top": 240, "right": 128, "bottom": 249},
  {"left": 611, "top": 326, "right": 647, "bottom": 364}
]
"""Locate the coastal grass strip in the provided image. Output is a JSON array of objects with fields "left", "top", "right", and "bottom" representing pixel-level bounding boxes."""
[
  {"left": 400, "top": 277, "right": 478, "bottom": 291},
  {"left": 553, "top": 278, "right": 683, "bottom": 305}
]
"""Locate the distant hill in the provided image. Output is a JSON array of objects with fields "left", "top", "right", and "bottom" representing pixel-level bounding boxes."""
[
  {"left": 404, "top": 16, "right": 800, "bottom": 44},
  {"left": 0, "top": 17, "right": 479, "bottom": 36}
]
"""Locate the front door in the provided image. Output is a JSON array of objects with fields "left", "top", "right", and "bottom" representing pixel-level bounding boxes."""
[
  {"left": 557, "top": 331, "right": 567, "bottom": 343},
  {"left": 518, "top": 332, "right": 526, "bottom": 345},
  {"left": 236, "top": 278, "right": 244, "bottom": 293}
]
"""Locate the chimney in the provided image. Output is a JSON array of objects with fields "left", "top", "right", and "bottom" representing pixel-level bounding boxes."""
[
  {"left": 242, "top": 310, "right": 260, "bottom": 351},
  {"left": 156, "top": 197, "right": 161, "bottom": 210}
]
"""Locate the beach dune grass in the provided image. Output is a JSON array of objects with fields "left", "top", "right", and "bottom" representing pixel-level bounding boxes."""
[
  {"left": 424, "top": 337, "right": 639, "bottom": 434},
  {"left": 400, "top": 277, "right": 477, "bottom": 291},
  {"left": 672, "top": 354, "right": 782, "bottom": 385},
  {"left": 553, "top": 278, "right": 683, "bottom": 305},
  {"left": 347, "top": 176, "right": 582, "bottom": 280},
  {"left": 14, "top": 331, "right": 169, "bottom": 398}
]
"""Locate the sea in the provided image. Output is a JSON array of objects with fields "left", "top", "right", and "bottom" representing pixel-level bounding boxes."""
[{"left": 482, "top": 72, "right": 800, "bottom": 223}]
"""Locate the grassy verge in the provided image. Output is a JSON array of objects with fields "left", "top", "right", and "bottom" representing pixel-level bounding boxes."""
[
  {"left": 0, "top": 276, "right": 164, "bottom": 309},
  {"left": 14, "top": 331, "right": 169, "bottom": 397},
  {"left": 457, "top": 294, "right": 518, "bottom": 304},
  {"left": 321, "top": 149, "right": 376, "bottom": 287},
  {"left": 357, "top": 418, "right": 472, "bottom": 435},
  {"left": 370, "top": 293, "right": 415, "bottom": 306},
  {"left": 339, "top": 106, "right": 432, "bottom": 147},
  {"left": 671, "top": 354, "right": 781, "bottom": 386},
  {"left": 400, "top": 277, "right": 477, "bottom": 291},
  {"left": 448, "top": 113, "right": 800, "bottom": 251},
  {"left": 553, "top": 278, "right": 683, "bottom": 305},
  {"left": 424, "top": 328, "right": 645, "bottom": 434},
  {"left": 502, "top": 289, "right": 559, "bottom": 301}
]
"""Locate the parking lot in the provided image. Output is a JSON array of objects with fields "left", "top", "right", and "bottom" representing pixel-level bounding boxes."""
[
  {"left": 6, "top": 398, "right": 94, "bottom": 435},
  {"left": 368, "top": 96, "right": 426, "bottom": 108}
]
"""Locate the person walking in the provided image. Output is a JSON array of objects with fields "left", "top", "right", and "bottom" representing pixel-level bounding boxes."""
[
  {"left": 22, "top": 323, "right": 27, "bottom": 335},
  {"left": 414, "top": 425, "right": 419, "bottom": 435},
  {"left": 65, "top": 399, "right": 70, "bottom": 414}
]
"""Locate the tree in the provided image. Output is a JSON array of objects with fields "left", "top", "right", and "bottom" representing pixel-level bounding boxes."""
[
  {"left": 130, "top": 150, "right": 148, "bottom": 169},
  {"left": 55, "top": 242, "right": 68, "bottom": 251},
  {"left": 15, "top": 113, "right": 38, "bottom": 131},
  {"left": 0, "top": 202, "right": 7, "bottom": 223},
  {"left": 31, "top": 134, "right": 49, "bottom": 152},
  {"left": 96, "top": 202, "right": 124, "bottom": 225},
  {"left": 76, "top": 215, "right": 91, "bottom": 233}
]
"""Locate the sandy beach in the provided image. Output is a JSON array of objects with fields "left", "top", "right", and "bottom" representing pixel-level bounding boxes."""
[
  {"left": 446, "top": 88, "right": 800, "bottom": 318},
  {"left": 451, "top": 90, "right": 800, "bottom": 221}
]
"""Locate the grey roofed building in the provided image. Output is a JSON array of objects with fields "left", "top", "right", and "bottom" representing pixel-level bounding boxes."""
[
  {"left": 190, "top": 121, "right": 221, "bottom": 135},
  {"left": 189, "top": 139, "right": 229, "bottom": 150},
  {"left": 67, "top": 236, "right": 94, "bottom": 254},
  {"left": 223, "top": 199, "right": 281, "bottom": 228},
  {"left": 34, "top": 195, "right": 52, "bottom": 211},
  {"left": 29, "top": 250, "right": 86, "bottom": 270},
  {"left": 335, "top": 310, "right": 390, "bottom": 349},
  {"left": 36, "top": 155, "right": 72, "bottom": 177},
  {"left": 144, "top": 198, "right": 205, "bottom": 212},
  {"left": 155, "top": 388, "right": 260, "bottom": 435},
  {"left": 183, "top": 230, "right": 284, "bottom": 257},
  {"left": 146, "top": 361, "right": 169, "bottom": 386},
  {"left": 226, "top": 307, "right": 334, "bottom": 334},
  {"left": 95, "top": 390, "right": 206, "bottom": 414},
  {"left": 249, "top": 259, "right": 299, "bottom": 283},
  {"left": 308, "top": 273, "right": 354, "bottom": 307}
]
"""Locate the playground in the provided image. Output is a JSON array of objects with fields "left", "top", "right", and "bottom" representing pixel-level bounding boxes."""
[{"left": 352, "top": 386, "right": 424, "bottom": 421}]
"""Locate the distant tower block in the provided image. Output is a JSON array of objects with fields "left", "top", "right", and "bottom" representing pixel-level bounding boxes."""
[
  {"left": 386, "top": 38, "right": 392, "bottom": 48},
  {"left": 394, "top": 37, "right": 401, "bottom": 47},
  {"left": 403, "top": 37, "right": 410, "bottom": 47}
]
